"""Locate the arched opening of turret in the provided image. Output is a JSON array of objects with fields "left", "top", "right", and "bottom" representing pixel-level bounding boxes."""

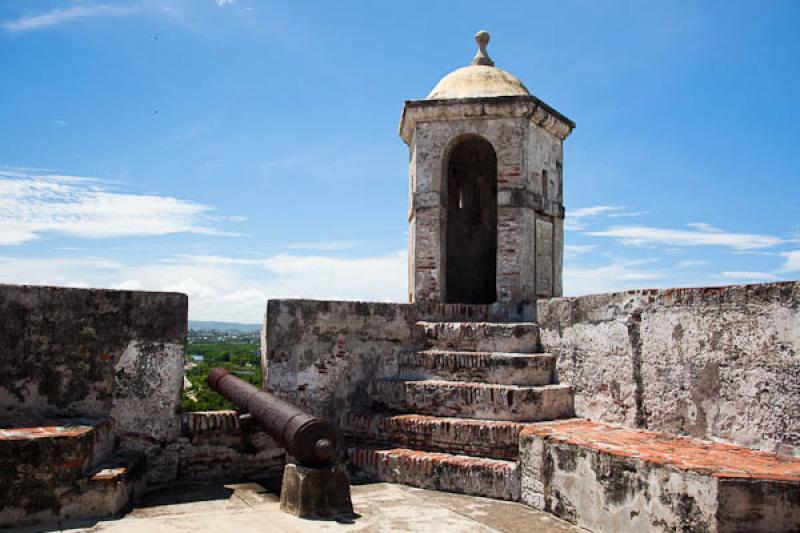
[{"left": 444, "top": 136, "right": 497, "bottom": 305}]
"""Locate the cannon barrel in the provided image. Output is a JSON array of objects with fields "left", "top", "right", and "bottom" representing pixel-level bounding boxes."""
[{"left": 207, "top": 368, "right": 336, "bottom": 467}]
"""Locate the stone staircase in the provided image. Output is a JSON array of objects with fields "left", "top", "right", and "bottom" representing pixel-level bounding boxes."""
[
  {"left": 344, "top": 316, "right": 800, "bottom": 532},
  {"left": 0, "top": 418, "right": 145, "bottom": 527},
  {"left": 346, "top": 318, "right": 574, "bottom": 501}
]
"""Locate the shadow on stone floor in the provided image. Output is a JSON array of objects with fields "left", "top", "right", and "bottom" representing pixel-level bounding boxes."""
[
  {"left": 8, "top": 479, "right": 584, "bottom": 532},
  {"left": 133, "top": 471, "right": 284, "bottom": 509}
]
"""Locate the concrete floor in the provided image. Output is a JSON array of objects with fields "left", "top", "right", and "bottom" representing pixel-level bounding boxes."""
[{"left": 36, "top": 480, "right": 584, "bottom": 532}]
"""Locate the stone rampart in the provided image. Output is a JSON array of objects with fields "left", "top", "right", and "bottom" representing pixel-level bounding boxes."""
[
  {"left": 0, "top": 284, "right": 285, "bottom": 492},
  {"left": 0, "top": 284, "right": 186, "bottom": 438},
  {"left": 537, "top": 281, "right": 800, "bottom": 455}
]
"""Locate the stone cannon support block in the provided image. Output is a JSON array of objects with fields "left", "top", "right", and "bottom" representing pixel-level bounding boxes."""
[{"left": 279, "top": 463, "right": 354, "bottom": 519}]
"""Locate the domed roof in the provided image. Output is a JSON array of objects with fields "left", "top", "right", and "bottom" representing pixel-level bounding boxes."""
[
  {"left": 426, "top": 31, "right": 530, "bottom": 100},
  {"left": 427, "top": 65, "right": 530, "bottom": 100}
]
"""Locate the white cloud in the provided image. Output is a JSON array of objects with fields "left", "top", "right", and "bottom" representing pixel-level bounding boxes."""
[
  {"left": 569, "top": 206, "right": 621, "bottom": 218},
  {"left": 564, "top": 258, "right": 664, "bottom": 296},
  {"left": 587, "top": 224, "right": 784, "bottom": 251},
  {"left": 779, "top": 251, "right": 800, "bottom": 273},
  {"left": 677, "top": 259, "right": 708, "bottom": 268},
  {"left": 0, "top": 250, "right": 408, "bottom": 323},
  {"left": 259, "top": 252, "right": 406, "bottom": 301},
  {"left": 686, "top": 222, "right": 723, "bottom": 233},
  {"left": 283, "top": 241, "right": 356, "bottom": 252},
  {"left": 565, "top": 206, "right": 646, "bottom": 231},
  {"left": 0, "top": 256, "right": 121, "bottom": 288},
  {"left": 719, "top": 271, "right": 779, "bottom": 282},
  {"left": 564, "top": 244, "right": 596, "bottom": 259},
  {"left": 215, "top": 0, "right": 235, "bottom": 5},
  {"left": 260, "top": 151, "right": 381, "bottom": 182},
  {"left": 172, "top": 255, "right": 267, "bottom": 266},
  {"left": 111, "top": 279, "right": 143, "bottom": 290},
  {"left": 3, "top": 5, "right": 137, "bottom": 32},
  {"left": 565, "top": 205, "right": 622, "bottom": 231},
  {"left": 0, "top": 168, "right": 233, "bottom": 245},
  {"left": 608, "top": 211, "right": 649, "bottom": 218}
]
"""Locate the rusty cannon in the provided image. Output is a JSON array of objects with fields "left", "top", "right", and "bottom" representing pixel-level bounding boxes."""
[{"left": 207, "top": 368, "right": 337, "bottom": 467}]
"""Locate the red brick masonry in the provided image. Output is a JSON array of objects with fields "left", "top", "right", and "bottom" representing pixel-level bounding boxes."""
[
  {"left": 0, "top": 423, "right": 96, "bottom": 440},
  {"left": 522, "top": 419, "right": 800, "bottom": 482},
  {"left": 350, "top": 447, "right": 519, "bottom": 501}
]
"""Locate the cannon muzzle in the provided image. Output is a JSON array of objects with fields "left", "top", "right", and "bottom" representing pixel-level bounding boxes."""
[{"left": 207, "top": 368, "right": 336, "bottom": 467}]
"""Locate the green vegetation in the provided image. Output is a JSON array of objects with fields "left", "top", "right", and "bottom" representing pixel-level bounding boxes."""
[{"left": 181, "top": 334, "right": 261, "bottom": 412}]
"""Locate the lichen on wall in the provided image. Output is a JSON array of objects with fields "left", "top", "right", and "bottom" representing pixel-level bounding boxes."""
[{"left": 111, "top": 340, "right": 184, "bottom": 440}]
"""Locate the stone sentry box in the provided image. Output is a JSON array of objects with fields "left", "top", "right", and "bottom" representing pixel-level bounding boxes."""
[{"left": 401, "top": 31, "right": 575, "bottom": 321}]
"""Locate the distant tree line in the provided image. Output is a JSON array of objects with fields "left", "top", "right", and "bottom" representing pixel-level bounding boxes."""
[{"left": 181, "top": 340, "right": 261, "bottom": 411}]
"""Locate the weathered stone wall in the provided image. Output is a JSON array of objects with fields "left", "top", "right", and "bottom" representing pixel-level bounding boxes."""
[
  {"left": 0, "top": 284, "right": 186, "bottom": 440},
  {"left": 0, "top": 284, "right": 285, "bottom": 489},
  {"left": 263, "top": 299, "right": 417, "bottom": 426},
  {"left": 537, "top": 281, "right": 800, "bottom": 455}
]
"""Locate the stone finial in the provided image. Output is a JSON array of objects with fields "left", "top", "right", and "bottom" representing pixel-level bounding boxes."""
[{"left": 471, "top": 30, "right": 495, "bottom": 67}]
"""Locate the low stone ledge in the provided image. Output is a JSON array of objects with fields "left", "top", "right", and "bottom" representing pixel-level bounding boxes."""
[
  {"left": 173, "top": 411, "right": 285, "bottom": 481},
  {"left": 120, "top": 411, "right": 286, "bottom": 486},
  {"left": 180, "top": 410, "right": 242, "bottom": 433},
  {"left": 520, "top": 419, "right": 800, "bottom": 533}
]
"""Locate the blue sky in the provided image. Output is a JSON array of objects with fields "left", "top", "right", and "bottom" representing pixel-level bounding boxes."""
[{"left": 1, "top": 1, "right": 798, "bottom": 322}]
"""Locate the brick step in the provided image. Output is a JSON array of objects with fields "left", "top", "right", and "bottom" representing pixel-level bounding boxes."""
[
  {"left": 399, "top": 349, "right": 554, "bottom": 386},
  {"left": 521, "top": 419, "right": 800, "bottom": 533},
  {"left": 413, "top": 302, "right": 493, "bottom": 322},
  {"left": 370, "top": 379, "right": 574, "bottom": 422},
  {"left": 0, "top": 418, "right": 115, "bottom": 484},
  {"left": 343, "top": 413, "right": 525, "bottom": 461},
  {"left": 416, "top": 321, "right": 540, "bottom": 352},
  {"left": 0, "top": 447, "right": 144, "bottom": 527},
  {"left": 65, "top": 452, "right": 146, "bottom": 523},
  {"left": 349, "top": 446, "right": 520, "bottom": 501}
]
